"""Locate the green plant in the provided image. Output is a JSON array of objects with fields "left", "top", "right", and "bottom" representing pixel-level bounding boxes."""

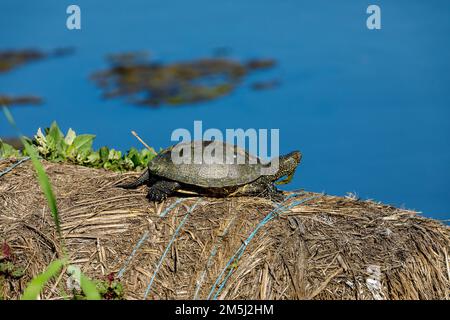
[
  {"left": 0, "top": 261, "right": 25, "bottom": 279},
  {"left": 1, "top": 121, "right": 157, "bottom": 172},
  {"left": 70, "top": 273, "right": 124, "bottom": 300},
  {"left": 0, "top": 242, "right": 24, "bottom": 300},
  {"left": 95, "top": 273, "right": 124, "bottom": 300},
  {"left": 3, "top": 107, "right": 101, "bottom": 300},
  {"left": 32, "top": 121, "right": 156, "bottom": 171},
  {"left": 0, "top": 139, "right": 21, "bottom": 158},
  {"left": 21, "top": 259, "right": 66, "bottom": 300}
]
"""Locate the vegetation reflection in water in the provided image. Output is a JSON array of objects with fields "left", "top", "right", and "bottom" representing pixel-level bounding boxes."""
[
  {"left": 0, "top": 48, "right": 73, "bottom": 107},
  {"left": 91, "top": 51, "right": 278, "bottom": 107}
]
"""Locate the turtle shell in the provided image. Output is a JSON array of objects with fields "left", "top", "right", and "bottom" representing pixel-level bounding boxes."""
[{"left": 148, "top": 140, "right": 265, "bottom": 188}]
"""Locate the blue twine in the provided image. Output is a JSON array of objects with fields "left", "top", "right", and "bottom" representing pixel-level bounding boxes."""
[
  {"left": 0, "top": 156, "right": 31, "bottom": 178},
  {"left": 208, "top": 193, "right": 319, "bottom": 300},
  {"left": 143, "top": 198, "right": 201, "bottom": 299},
  {"left": 117, "top": 231, "right": 149, "bottom": 279},
  {"left": 160, "top": 198, "right": 186, "bottom": 217},
  {"left": 212, "top": 195, "right": 319, "bottom": 299},
  {"left": 193, "top": 214, "right": 237, "bottom": 300},
  {"left": 206, "top": 193, "right": 301, "bottom": 300},
  {"left": 117, "top": 198, "right": 187, "bottom": 280},
  {"left": 213, "top": 200, "right": 309, "bottom": 299}
]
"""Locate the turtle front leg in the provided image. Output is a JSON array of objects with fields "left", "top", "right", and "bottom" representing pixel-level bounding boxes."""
[
  {"left": 259, "top": 183, "right": 284, "bottom": 202},
  {"left": 239, "top": 178, "right": 285, "bottom": 202},
  {"left": 147, "top": 180, "right": 181, "bottom": 202}
]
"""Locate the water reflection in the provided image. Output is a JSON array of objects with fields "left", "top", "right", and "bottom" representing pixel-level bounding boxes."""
[
  {"left": 91, "top": 51, "right": 278, "bottom": 107},
  {"left": 0, "top": 48, "right": 73, "bottom": 107}
]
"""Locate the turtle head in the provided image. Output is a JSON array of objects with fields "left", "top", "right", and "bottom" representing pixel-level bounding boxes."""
[
  {"left": 273, "top": 151, "right": 302, "bottom": 185},
  {"left": 283, "top": 151, "right": 301, "bottom": 166}
]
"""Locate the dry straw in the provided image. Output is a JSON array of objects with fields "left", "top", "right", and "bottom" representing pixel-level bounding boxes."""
[{"left": 0, "top": 159, "right": 449, "bottom": 300}]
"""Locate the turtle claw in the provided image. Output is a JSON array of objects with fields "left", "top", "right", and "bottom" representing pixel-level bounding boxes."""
[
  {"left": 259, "top": 184, "right": 285, "bottom": 202},
  {"left": 146, "top": 189, "right": 167, "bottom": 202},
  {"left": 146, "top": 180, "right": 180, "bottom": 202}
]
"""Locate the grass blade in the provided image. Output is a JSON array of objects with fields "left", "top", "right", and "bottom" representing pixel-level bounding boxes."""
[
  {"left": 22, "top": 140, "right": 61, "bottom": 234},
  {"left": 2, "top": 107, "right": 61, "bottom": 235},
  {"left": 80, "top": 272, "right": 101, "bottom": 300},
  {"left": 21, "top": 259, "right": 65, "bottom": 300}
]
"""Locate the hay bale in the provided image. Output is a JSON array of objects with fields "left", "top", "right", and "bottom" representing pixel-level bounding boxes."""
[{"left": 0, "top": 159, "right": 449, "bottom": 300}]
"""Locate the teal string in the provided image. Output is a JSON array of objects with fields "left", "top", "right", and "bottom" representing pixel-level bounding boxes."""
[
  {"left": 117, "top": 231, "right": 149, "bottom": 279},
  {"left": 159, "top": 198, "right": 186, "bottom": 217},
  {"left": 143, "top": 198, "right": 201, "bottom": 299},
  {"left": 117, "top": 198, "right": 186, "bottom": 280},
  {"left": 208, "top": 194, "right": 319, "bottom": 300},
  {"left": 206, "top": 192, "right": 301, "bottom": 300},
  {"left": 193, "top": 213, "right": 237, "bottom": 300},
  {"left": 0, "top": 156, "right": 31, "bottom": 178}
]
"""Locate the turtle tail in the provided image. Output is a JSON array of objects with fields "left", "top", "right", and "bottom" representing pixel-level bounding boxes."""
[{"left": 116, "top": 169, "right": 150, "bottom": 189}]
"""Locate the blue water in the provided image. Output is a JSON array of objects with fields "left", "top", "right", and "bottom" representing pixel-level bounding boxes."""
[{"left": 1, "top": 1, "right": 449, "bottom": 220}]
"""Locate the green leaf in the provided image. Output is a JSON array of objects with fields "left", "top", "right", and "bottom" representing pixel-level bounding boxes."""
[
  {"left": 99, "top": 146, "right": 110, "bottom": 162},
  {"left": 86, "top": 151, "right": 100, "bottom": 163},
  {"left": 47, "top": 122, "right": 64, "bottom": 142},
  {"left": 2, "top": 108, "right": 61, "bottom": 236},
  {"left": 64, "top": 128, "right": 76, "bottom": 146},
  {"left": 141, "top": 148, "right": 156, "bottom": 162},
  {"left": 70, "top": 134, "right": 95, "bottom": 154},
  {"left": 35, "top": 128, "right": 47, "bottom": 145},
  {"left": 0, "top": 141, "right": 21, "bottom": 158},
  {"left": 103, "top": 162, "right": 113, "bottom": 170},
  {"left": 45, "top": 122, "right": 64, "bottom": 151},
  {"left": 122, "top": 157, "right": 134, "bottom": 170},
  {"left": 66, "top": 265, "right": 101, "bottom": 300},
  {"left": 34, "top": 128, "right": 50, "bottom": 156},
  {"left": 80, "top": 273, "right": 101, "bottom": 300},
  {"left": 21, "top": 259, "right": 65, "bottom": 300},
  {"left": 108, "top": 149, "right": 122, "bottom": 161},
  {"left": 2, "top": 107, "right": 14, "bottom": 124},
  {"left": 22, "top": 140, "right": 61, "bottom": 234},
  {"left": 46, "top": 122, "right": 66, "bottom": 156}
]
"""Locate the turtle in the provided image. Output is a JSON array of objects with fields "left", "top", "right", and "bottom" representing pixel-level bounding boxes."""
[{"left": 117, "top": 140, "right": 301, "bottom": 202}]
